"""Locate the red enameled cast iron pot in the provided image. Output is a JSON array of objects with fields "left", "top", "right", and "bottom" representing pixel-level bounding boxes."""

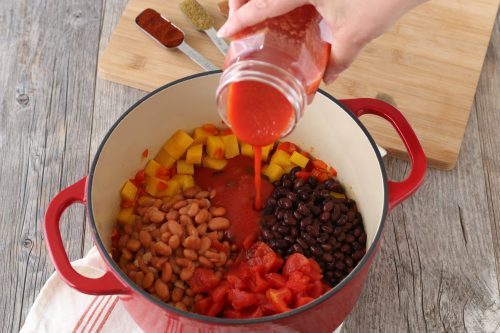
[{"left": 44, "top": 72, "right": 426, "bottom": 333}]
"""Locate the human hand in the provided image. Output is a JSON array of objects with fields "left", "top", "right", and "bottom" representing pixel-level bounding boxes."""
[{"left": 218, "top": 0, "right": 427, "bottom": 83}]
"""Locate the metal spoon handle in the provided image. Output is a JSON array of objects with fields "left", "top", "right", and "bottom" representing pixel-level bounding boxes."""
[
  {"left": 178, "top": 42, "right": 219, "bottom": 71},
  {"left": 205, "top": 27, "right": 229, "bottom": 55}
]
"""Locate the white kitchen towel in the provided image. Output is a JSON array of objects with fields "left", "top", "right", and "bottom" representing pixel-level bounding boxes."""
[
  {"left": 20, "top": 247, "right": 143, "bottom": 333},
  {"left": 20, "top": 247, "right": 344, "bottom": 333}
]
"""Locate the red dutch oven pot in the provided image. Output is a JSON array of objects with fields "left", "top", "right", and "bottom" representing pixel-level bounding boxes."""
[{"left": 44, "top": 72, "right": 426, "bottom": 333}]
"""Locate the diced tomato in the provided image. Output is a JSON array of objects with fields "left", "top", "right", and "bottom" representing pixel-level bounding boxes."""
[
  {"left": 282, "top": 253, "right": 310, "bottom": 277},
  {"left": 317, "top": 171, "right": 330, "bottom": 183},
  {"left": 156, "top": 181, "right": 168, "bottom": 191},
  {"left": 155, "top": 166, "right": 169, "bottom": 179},
  {"left": 322, "top": 282, "right": 332, "bottom": 293},
  {"left": 307, "top": 280, "right": 324, "bottom": 298},
  {"left": 286, "top": 271, "right": 310, "bottom": 293},
  {"left": 277, "top": 142, "right": 298, "bottom": 154},
  {"left": 240, "top": 305, "right": 264, "bottom": 318},
  {"left": 134, "top": 170, "right": 146, "bottom": 184},
  {"left": 120, "top": 200, "right": 135, "bottom": 208},
  {"left": 242, "top": 231, "right": 258, "bottom": 250},
  {"left": 311, "top": 159, "right": 328, "bottom": 170},
  {"left": 142, "top": 148, "right": 149, "bottom": 158},
  {"left": 228, "top": 289, "right": 259, "bottom": 310},
  {"left": 295, "top": 296, "right": 314, "bottom": 308},
  {"left": 223, "top": 309, "right": 242, "bottom": 319},
  {"left": 202, "top": 123, "right": 219, "bottom": 135},
  {"left": 328, "top": 166, "right": 338, "bottom": 177},
  {"left": 189, "top": 268, "right": 221, "bottom": 293},
  {"left": 245, "top": 242, "right": 284, "bottom": 274},
  {"left": 294, "top": 171, "right": 310, "bottom": 180},
  {"left": 300, "top": 150, "right": 312, "bottom": 159},
  {"left": 305, "top": 259, "right": 323, "bottom": 281},
  {"left": 137, "top": 187, "right": 146, "bottom": 196},
  {"left": 211, "top": 281, "right": 231, "bottom": 303},
  {"left": 211, "top": 239, "right": 229, "bottom": 254},
  {"left": 248, "top": 273, "right": 270, "bottom": 293},
  {"left": 193, "top": 297, "right": 213, "bottom": 315},
  {"left": 207, "top": 300, "right": 225, "bottom": 317},
  {"left": 221, "top": 128, "right": 233, "bottom": 135},
  {"left": 310, "top": 168, "right": 322, "bottom": 178},
  {"left": 266, "top": 288, "right": 292, "bottom": 313},
  {"left": 265, "top": 273, "right": 286, "bottom": 289}
]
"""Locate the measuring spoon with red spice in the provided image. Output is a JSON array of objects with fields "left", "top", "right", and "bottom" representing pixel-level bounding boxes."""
[{"left": 136, "top": 8, "right": 218, "bottom": 71}]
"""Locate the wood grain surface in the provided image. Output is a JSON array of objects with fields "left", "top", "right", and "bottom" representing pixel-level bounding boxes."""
[
  {"left": 97, "top": 0, "right": 500, "bottom": 170},
  {"left": 0, "top": 0, "right": 499, "bottom": 332}
]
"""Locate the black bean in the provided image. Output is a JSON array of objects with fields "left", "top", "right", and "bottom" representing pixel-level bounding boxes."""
[
  {"left": 296, "top": 238, "right": 308, "bottom": 249},
  {"left": 345, "top": 257, "right": 354, "bottom": 267},
  {"left": 273, "top": 187, "right": 287, "bottom": 199},
  {"left": 335, "top": 261, "right": 346, "bottom": 271},
  {"left": 310, "top": 205, "right": 322, "bottom": 216},
  {"left": 340, "top": 204, "right": 349, "bottom": 213},
  {"left": 325, "top": 271, "right": 334, "bottom": 279},
  {"left": 358, "top": 233, "right": 367, "bottom": 244},
  {"left": 317, "top": 233, "right": 329, "bottom": 244},
  {"left": 343, "top": 222, "right": 354, "bottom": 231},
  {"left": 268, "top": 239, "right": 277, "bottom": 248},
  {"left": 322, "top": 253, "right": 334, "bottom": 262},
  {"left": 321, "top": 243, "right": 333, "bottom": 252},
  {"left": 276, "top": 239, "right": 289, "bottom": 249},
  {"left": 351, "top": 241, "right": 361, "bottom": 250},
  {"left": 277, "top": 249, "right": 286, "bottom": 258},
  {"left": 323, "top": 200, "right": 334, "bottom": 212},
  {"left": 278, "top": 197, "right": 293, "bottom": 209},
  {"left": 290, "top": 166, "right": 302, "bottom": 176},
  {"left": 297, "top": 204, "right": 311, "bottom": 216},
  {"left": 292, "top": 243, "right": 303, "bottom": 253},
  {"left": 305, "top": 225, "right": 319, "bottom": 237},
  {"left": 321, "top": 223, "right": 334, "bottom": 234},
  {"left": 331, "top": 184, "right": 345, "bottom": 194},
  {"left": 324, "top": 179, "right": 336, "bottom": 191},
  {"left": 352, "top": 250, "right": 365, "bottom": 261},
  {"left": 262, "top": 229, "right": 273, "bottom": 241},
  {"left": 347, "top": 211, "right": 355, "bottom": 222},
  {"left": 298, "top": 192, "right": 310, "bottom": 201},
  {"left": 311, "top": 245, "right": 323, "bottom": 256},
  {"left": 331, "top": 206, "right": 341, "bottom": 222},
  {"left": 290, "top": 227, "right": 299, "bottom": 237},
  {"left": 276, "top": 209, "right": 285, "bottom": 220},
  {"left": 337, "top": 215, "right": 348, "bottom": 226},
  {"left": 282, "top": 179, "right": 293, "bottom": 189},
  {"left": 341, "top": 244, "right": 351, "bottom": 254},
  {"left": 277, "top": 225, "right": 290, "bottom": 235},
  {"left": 308, "top": 176, "right": 318, "bottom": 187},
  {"left": 271, "top": 224, "right": 280, "bottom": 232},
  {"left": 300, "top": 216, "right": 313, "bottom": 229},
  {"left": 353, "top": 227, "right": 362, "bottom": 237},
  {"left": 284, "top": 235, "right": 295, "bottom": 243},
  {"left": 293, "top": 210, "right": 303, "bottom": 220},
  {"left": 320, "top": 212, "right": 331, "bottom": 222},
  {"left": 286, "top": 192, "right": 298, "bottom": 202},
  {"left": 284, "top": 217, "right": 298, "bottom": 226},
  {"left": 293, "top": 178, "right": 306, "bottom": 189},
  {"left": 334, "top": 271, "right": 343, "bottom": 279},
  {"left": 334, "top": 252, "right": 344, "bottom": 260},
  {"left": 319, "top": 189, "right": 330, "bottom": 198},
  {"left": 345, "top": 234, "right": 355, "bottom": 243},
  {"left": 333, "top": 227, "right": 342, "bottom": 236},
  {"left": 338, "top": 232, "right": 346, "bottom": 242},
  {"left": 303, "top": 233, "right": 317, "bottom": 245}
]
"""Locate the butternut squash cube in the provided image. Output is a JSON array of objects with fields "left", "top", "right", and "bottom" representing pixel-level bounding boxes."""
[
  {"left": 264, "top": 163, "right": 284, "bottom": 182},
  {"left": 176, "top": 160, "right": 194, "bottom": 175},
  {"left": 261, "top": 144, "right": 274, "bottom": 161},
  {"left": 186, "top": 144, "right": 203, "bottom": 164},
  {"left": 240, "top": 142, "right": 254, "bottom": 157},
  {"left": 163, "top": 130, "right": 194, "bottom": 160},
  {"left": 154, "top": 148, "right": 176, "bottom": 168},
  {"left": 207, "top": 136, "right": 225, "bottom": 159},
  {"left": 270, "top": 150, "right": 292, "bottom": 168},
  {"left": 145, "top": 177, "right": 170, "bottom": 197},
  {"left": 290, "top": 151, "right": 310, "bottom": 168},
  {"left": 165, "top": 179, "right": 182, "bottom": 196},
  {"left": 193, "top": 127, "right": 211, "bottom": 144},
  {"left": 117, "top": 208, "right": 134, "bottom": 225},
  {"left": 120, "top": 180, "right": 138, "bottom": 202},
  {"left": 172, "top": 174, "right": 196, "bottom": 190},
  {"left": 221, "top": 135, "right": 240, "bottom": 159},
  {"left": 144, "top": 159, "right": 161, "bottom": 177},
  {"left": 203, "top": 156, "right": 228, "bottom": 170}
]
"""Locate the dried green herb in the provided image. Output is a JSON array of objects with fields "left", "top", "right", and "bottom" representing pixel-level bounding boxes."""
[{"left": 179, "top": 0, "right": 214, "bottom": 31}]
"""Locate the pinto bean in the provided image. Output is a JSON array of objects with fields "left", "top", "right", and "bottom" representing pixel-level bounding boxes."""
[
  {"left": 155, "top": 279, "right": 170, "bottom": 301},
  {"left": 154, "top": 241, "right": 172, "bottom": 256},
  {"left": 194, "top": 209, "right": 209, "bottom": 224},
  {"left": 208, "top": 217, "right": 230, "bottom": 231},
  {"left": 210, "top": 206, "right": 226, "bottom": 217},
  {"left": 168, "top": 234, "right": 181, "bottom": 250}
]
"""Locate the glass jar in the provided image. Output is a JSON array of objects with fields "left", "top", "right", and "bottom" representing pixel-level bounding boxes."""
[{"left": 216, "top": 5, "right": 331, "bottom": 146}]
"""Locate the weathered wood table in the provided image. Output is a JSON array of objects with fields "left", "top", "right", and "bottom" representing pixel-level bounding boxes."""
[{"left": 1, "top": 0, "right": 499, "bottom": 332}]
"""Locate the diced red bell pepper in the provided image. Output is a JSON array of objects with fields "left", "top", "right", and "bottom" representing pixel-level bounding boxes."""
[
  {"left": 142, "top": 148, "right": 149, "bottom": 158},
  {"left": 193, "top": 297, "right": 213, "bottom": 315},
  {"left": 120, "top": 200, "right": 135, "bottom": 208},
  {"left": 277, "top": 142, "right": 298, "bottom": 154},
  {"left": 311, "top": 159, "right": 328, "bottom": 170},
  {"left": 202, "top": 123, "right": 219, "bottom": 135},
  {"left": 134, "top": 170, "right": 146, "bottom": 185},
  {"left": 228, "top": 289, "right": 259, "bottom": 310},
  {"left": 245, "top": 242, "right": 284, "bottom": 274},
  {"left": 265, "top": 273, "right": 287, "bottom": 289},
  {"left": 328, "top": 166, "right": 338, "bottom": 177},
  {"left": 248, "top": 273, "right": 271, "bottom": 293},
  {"left": 211, "top": 239, "right": 229, "bottom": 254},
  {"left": 266, "top": 288, "right": 292, "bottom": 313},
  {"left": 242, "top": 231, "right": 258, "bottom": 250},
  {"left": 221, "top": 128, "right": 233, "bottom": 135},
  {"left": 189, "top": 268, "right": 221, "bottom": 293},
  {"left": 156, "top": 181, "right": 168, "bottom": 191},
  {"left": 294, "top": 171, "right": 311, "bottom": 180},
  {"left": 214, "top": 149, "right": 225, "bottom": 160},
  {"left": 295, "top": 296, "right": 314, "bottom": 308},
  {"left": 211, "top": 281, "right": 231, "bottom": 303},
  {"left": 155, "top": 166, "right": 169, "bottom": 179},
  {"left": 317, "top": 172, "right": 330, "bottom": 183}
]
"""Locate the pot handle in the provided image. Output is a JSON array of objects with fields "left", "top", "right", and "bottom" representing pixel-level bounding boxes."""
[
  {"left": 44, "top": 176, "right": 129, "bottom": 295},
  {"left": 340, "top": 98, "right": 427, "bottom": 210}
]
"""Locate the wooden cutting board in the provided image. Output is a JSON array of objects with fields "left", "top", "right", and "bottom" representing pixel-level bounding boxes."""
[{"left": 98, "top": 0, "right": 499, "bottom": 170}]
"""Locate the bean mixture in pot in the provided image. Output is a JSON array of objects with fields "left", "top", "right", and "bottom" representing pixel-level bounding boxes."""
[{"left": 111, "top": 124, "right": 367, "bottom": 318}]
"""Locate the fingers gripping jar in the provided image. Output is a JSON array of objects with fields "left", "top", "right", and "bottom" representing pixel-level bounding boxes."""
[{"left": 216, "top": 5, "right": 331, "bottom": 146}]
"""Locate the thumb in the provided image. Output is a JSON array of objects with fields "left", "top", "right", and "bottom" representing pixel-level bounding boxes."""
[
  {"left": 218, "top": 0, "right": 309, "bottom": 38},
  {"left": 324, "top": 35, "right": 365, "bottom": 84}
]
